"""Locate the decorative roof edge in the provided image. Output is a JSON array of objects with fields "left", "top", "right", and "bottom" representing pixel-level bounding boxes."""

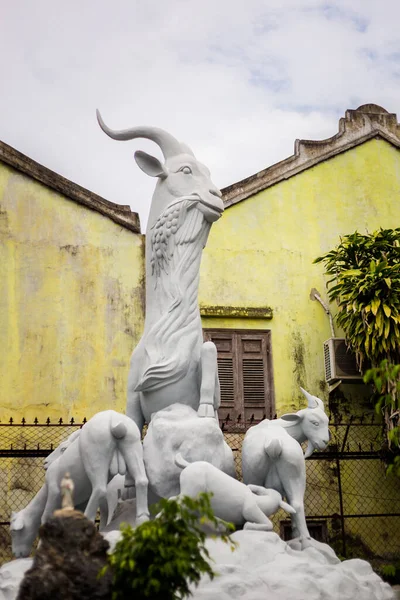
[
  {"left": 0, "top": 140, "right": 141, "bottom": 233},
  {"left": 222, "top": 104, "right": 400, "bottom": 208}
]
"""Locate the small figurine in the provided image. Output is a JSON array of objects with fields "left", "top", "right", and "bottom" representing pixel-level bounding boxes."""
[{"left": 60, "top": 472, "right": 74, "bottom": 510}]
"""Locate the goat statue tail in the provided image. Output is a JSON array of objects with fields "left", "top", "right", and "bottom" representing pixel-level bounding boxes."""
[
  {"left": 111, "top": 419, "right": 127, "bottom": 440},
  {"left": 175, "top": 452, "right": 190, "bottom": 470},
  {"left": 279, "top": 499, "right": 296, "bottom": 515},
  {"left": 264, "top": 438, "right": 283, "bottom": 459}
]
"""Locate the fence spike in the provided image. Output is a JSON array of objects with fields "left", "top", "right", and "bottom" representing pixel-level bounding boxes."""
[
  {"left": 58, "top": 418, "right": 63, "bottom": 425},
  {"left": 358, "top": 442, "right": 362, "bottom": 452},
  {"left": 9, "top": 417, "right": 13, "bottom": 425},
  {"left": 237, "top": 414, "right": 242, "bottom": 422},
  {"left": 21, "top": 417, "right": 25, "bottom": 425},
  {"left": 250, "top": 414, "right": 254, "bottom": 423},
  {"left": 225, "top": 414, "right": 230, "bottom": 422},
  {"left": 70, "top": 417, "right": 75, "bottom": 425},
  {"left": 46, "top": 417, "right": 51, "bottom": 425},
  {"left": 83, "top": 417, "right": 87, "bottom": 424},
  {"left": 34, "top": 417, "right": 38, "bottom": 425}
]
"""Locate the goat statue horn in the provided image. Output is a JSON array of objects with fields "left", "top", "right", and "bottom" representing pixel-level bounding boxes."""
[
  {"left": 300, "top": 387, "right": 323, "bottom": 409},
  {"left": 96, "top": 110, "right": 185, "bottom": 160}
]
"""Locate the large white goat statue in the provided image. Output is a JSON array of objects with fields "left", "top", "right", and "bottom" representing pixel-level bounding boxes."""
[
  {"left": 97, "top": 112, "right": 224, "bottom": 432},
  {"left": 10, "top": 410, "right": 149, "bottom": 557},
  {"left": 242, "top": 387, "right": 330, "bottom": 549}
]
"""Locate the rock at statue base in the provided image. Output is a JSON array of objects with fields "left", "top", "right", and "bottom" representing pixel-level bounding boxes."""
[
  {"left": 143, "top": 403, "right": 235, "bottom": 498},
  {"left": 192, "top": 530, "right": 394, "bottom": 600},
  {"left": 15, "top": 509, "right": 112, "bottom": 600}
]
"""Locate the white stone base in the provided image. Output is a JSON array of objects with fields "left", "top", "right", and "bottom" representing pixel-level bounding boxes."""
[
  {"left": 0, "top": 531, "right": 394, "bottom": 600},
  {"left": 0, "top": 558, "right": 32, "bottom": 600},
  {"left": 193, "top": 530, "right": 394, "bottom": 600}
]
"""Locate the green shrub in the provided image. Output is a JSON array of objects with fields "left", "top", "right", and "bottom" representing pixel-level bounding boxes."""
[{"left": 102, "top": 493, "right": 235, "bottom": 600}]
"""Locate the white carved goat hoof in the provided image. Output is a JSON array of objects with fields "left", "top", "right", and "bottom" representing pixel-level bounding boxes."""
[
  {"left": 299, "top": 536, "right": 313, "bottom": 550},
  {"left": 135, "top": 513, "right": 150, "bottom": 526},
  {"left": 197, "top": 404, "right": 216, "bottom": 418},
  {"left": 243, "top": 522, "right": 273, "bottom": 532},
  {"left": 287, "top": 536, "right": 313, "bottom": 551}
]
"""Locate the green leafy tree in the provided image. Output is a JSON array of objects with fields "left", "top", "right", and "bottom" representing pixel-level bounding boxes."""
[
  {"left": 314, "top": 229, "right": 400, "bottom": 466},
  {"left": 102, "top": 493, "right": 235, "bottom": 600},
  {"left": 364, "top": 361, "right": 400, "bottom": 475}
]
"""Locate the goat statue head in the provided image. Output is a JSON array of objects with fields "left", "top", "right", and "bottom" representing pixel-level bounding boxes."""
[
  {"left": 10, "top": 511, "right": 32, "bottom": 558},
  {"left": 279, "top": 387, "right": 330, "bottom": 458},
  {"left": 96, "top": 111, "right": 224, "bottom": 231},
  {"left": 297, "top": 387, "right": 330, "bottom": 457}
]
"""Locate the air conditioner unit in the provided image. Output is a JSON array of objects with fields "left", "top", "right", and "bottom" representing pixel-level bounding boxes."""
[{"left": 323, "top": 338, "right": 363, "bottom": 384}]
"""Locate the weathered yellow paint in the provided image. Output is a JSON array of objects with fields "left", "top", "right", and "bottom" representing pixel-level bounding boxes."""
[
  {"left": 200, "top": 139, "right": 400, "bottom": 414},
  {"left": 0, "top": 163, "right": 144, "bottom": 422}
]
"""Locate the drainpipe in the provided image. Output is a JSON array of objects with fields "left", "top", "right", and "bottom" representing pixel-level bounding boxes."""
[
  {"left": 310, "top": 288, "right": 335, "bottom": 338},
  {"left": 310, "top": 289, "right": 342, "bottom": 393}
]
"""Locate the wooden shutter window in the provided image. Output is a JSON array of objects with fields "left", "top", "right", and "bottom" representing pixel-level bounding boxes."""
[
  {"left": 203, "top": 329, "right": 275, "bottom": 430},
  {"left": 243, "top": 358, "right": 265, "bottom": 404},
  {"left": 218, "top": 357, "right": 234, "bottom": 407}
]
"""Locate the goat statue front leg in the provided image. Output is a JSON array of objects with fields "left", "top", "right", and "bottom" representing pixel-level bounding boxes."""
[
  {"left": 278, "top": 462, "right": 312, "bottom": 550},
  {"left": 124, "top": 388, "right": 146, "bottom": 499},
  {"left": 197, "top": 341, "right": 219, "bottom": 419},
  {"left": 123, "top": 441, "right": 150, "bottom": 526}
]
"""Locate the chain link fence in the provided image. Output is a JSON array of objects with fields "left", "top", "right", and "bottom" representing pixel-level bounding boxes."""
[
  {"left": 0, "top": 419, "right": 84, "bottom": 565},
  {"left": 224, "top": 416, "right": 400, "bottom": 576},
  {"left": 1, "top": 417, "right": 399, "bottom": 573}
]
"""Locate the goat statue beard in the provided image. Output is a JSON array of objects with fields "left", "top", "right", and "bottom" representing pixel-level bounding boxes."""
[
  {"left": 136, "top": 199, "right": 210, "bottom": 393},
  {"left": 304, "top": 441, "right": 315, "bottom": 458}
]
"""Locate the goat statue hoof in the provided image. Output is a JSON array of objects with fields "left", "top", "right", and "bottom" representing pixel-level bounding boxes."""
[
  {"left": 197, "top": 404, "right": 215, "bottom": 418},
  {"left": 135, "top": 512, "right": 150, "bottom": 526},
  {"left": 287, "top": 536, "right": 312, "bottom": 551}
]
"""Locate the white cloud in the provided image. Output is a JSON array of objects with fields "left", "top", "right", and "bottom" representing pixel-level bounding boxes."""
[{"left": 0, "top": 0, "right": 400, "bottom": 229}]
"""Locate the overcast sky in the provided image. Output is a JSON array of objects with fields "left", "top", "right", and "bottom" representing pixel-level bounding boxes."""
[{"left": 1, "top": 0, "right": 400, "bottom": 230}]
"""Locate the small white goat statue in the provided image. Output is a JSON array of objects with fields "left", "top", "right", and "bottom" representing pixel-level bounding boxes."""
[
  {"left": 175, "top": 453, "right": 295, "bottom": 530},
  {"left": 10, "top": 410, "right": 149, "bottom": 558},
  {"left": 242, "top": 387, "right": 330, "bottom": 549},
  {"left": 97, "top": 112, "right": 224, "bottom": 432}
]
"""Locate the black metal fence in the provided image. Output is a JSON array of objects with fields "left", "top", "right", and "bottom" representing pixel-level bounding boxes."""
[{"left": 1, "top": 417, "right": 399, "bottom": 571}]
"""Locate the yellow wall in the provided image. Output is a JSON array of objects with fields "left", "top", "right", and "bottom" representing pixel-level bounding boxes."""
[
  {"left": 3, "top": 138, "right": 400, "bottom": 420},
  {"left": 200, "top": 139, "right": 400, "bottom": 414},
  {"left": 0, "top": 162, "right": 145, "bottom": 422}
]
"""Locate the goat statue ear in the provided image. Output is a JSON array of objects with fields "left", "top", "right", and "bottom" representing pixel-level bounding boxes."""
[
  {"left": 279, "top": 413, "right": 301, "bottom": 424},
  {"left": 11, "top": 512, "right": 24, "bottom": 530},
  {"left": 134, "top": 151, "right": 168, "bottom": 179}
]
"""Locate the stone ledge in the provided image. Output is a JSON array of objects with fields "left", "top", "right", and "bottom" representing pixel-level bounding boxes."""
[{"left": 200, "top": 305, "right": 273, "bottom": 319}]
